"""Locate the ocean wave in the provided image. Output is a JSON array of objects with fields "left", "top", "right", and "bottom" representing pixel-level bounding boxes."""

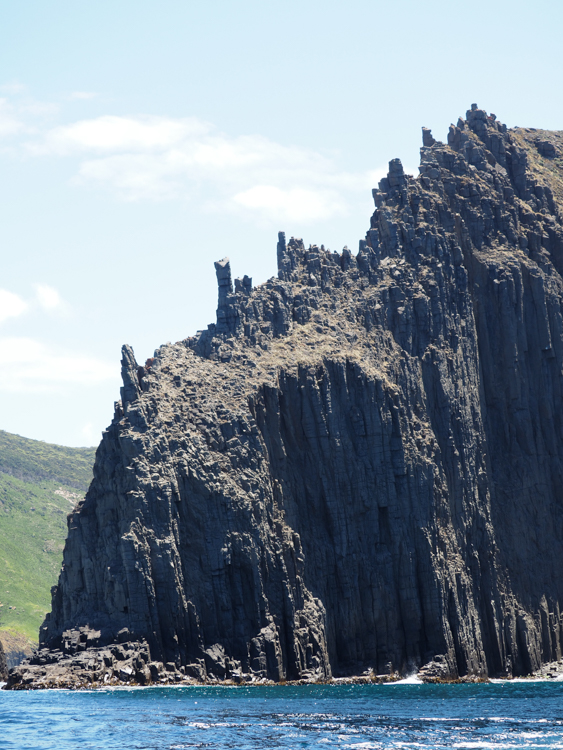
[{"left": 384, "top": 674, "right": 423, "bottom": 685}]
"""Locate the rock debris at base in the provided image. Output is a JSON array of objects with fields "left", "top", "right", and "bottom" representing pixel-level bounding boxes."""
[{"left": 7, "top": 105, "right": 563, "bottom": 689}]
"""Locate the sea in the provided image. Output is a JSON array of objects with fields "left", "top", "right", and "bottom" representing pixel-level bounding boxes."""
[{"left": 1, "top": 678, "right": 563, "bottom": 749}]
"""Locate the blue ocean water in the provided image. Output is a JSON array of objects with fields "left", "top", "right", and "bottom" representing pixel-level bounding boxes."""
[{"left": 1, "top": 680, "right": 563, "bottom": 750}]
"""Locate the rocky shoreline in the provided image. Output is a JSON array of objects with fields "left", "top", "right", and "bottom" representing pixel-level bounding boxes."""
[
  {"left": 6, "top": 636, "right": 563, "bottom": 690},
  {"left": 0, "top": 640, "right": 7, "bottom": 682},
  {"left": 6, "top": 665, "right": 563, "bottom": 691}
]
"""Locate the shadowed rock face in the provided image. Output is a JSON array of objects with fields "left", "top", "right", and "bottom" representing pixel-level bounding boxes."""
[
  {"left": 0, "top": 641, "right": 7, "bottom": 681},
  {"left": 10, "top": 106, "right": 563, "bottom": 688}
]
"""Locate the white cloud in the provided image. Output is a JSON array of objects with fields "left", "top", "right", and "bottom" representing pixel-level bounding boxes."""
[
  {"left": 0, "top": 90, "right": 405, "bottom": 224},
  {"left": 1, "top": 98, "right": 411, "bottom": 224},
  {"left": 80, "top": 422, "right": 99, "bottom": 444},
  {"left": 0, "top": 337, "right": 116, "bottom": 393},
  {"left": 36, "top": 115, "right": 210, "bottom": 155},
  {"left": 0, "top": 98, "right": 24, "bottom": 138},
  {"left": 0, "top": 289, "right": 27, "bottom": 323},
  {"left": 231, "top": 185, "right": 346, "bottom": 223},
  {"left": 0, "top": 284, "right": 68, "bottom": 325},
  {"left": 34, "top": 284, "right": 64, "bottom": 311},
  {"left": 26, "top": 114, "right": 387, "bottom": 223},
  {"left": 0, "top": 83, "right": 26, "bottom": 95},
  {"left": 0, "top": 94, "right": 59, "bottom": 144},
  {"left": 75, "top": 152, "right": 187, "bottom": 201}
]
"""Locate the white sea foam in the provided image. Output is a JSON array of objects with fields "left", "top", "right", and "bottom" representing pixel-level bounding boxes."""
[
  {"left": 384, "top": 674, "right": 423, "bottom": 685},
  {"left": 490, "top": 677, "right": 560, "bottom": 684},
  {"left": 451, "top": 744, "right": 560, "bottom": 749}
]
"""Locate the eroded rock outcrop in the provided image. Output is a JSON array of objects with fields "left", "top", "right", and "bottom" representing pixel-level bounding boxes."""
[
  {"left": 0, "top": 640, "right": 7, "bottom": 682},
  {"left": 8, "top": 105, "right": 563, "bottom": 688}
]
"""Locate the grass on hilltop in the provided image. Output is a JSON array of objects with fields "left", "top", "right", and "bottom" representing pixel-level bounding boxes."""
[{"left": 0, "top": 430, "right": 95, "bottom": 489}]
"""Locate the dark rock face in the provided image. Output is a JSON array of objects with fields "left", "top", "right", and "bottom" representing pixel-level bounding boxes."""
[
  {"left": 8, "top": 105, "right": 563, "bottom": 688},
  {"left": 0, "top": 640, "right": 7, "bottom": 681}
]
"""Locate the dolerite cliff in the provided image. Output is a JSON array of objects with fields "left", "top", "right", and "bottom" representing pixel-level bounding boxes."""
[
  {"left": 8, "top": 105, "right": 563, "bottom": 689},
  {"left": 0, "top": 641, "right": 7, "bottom": 682}
]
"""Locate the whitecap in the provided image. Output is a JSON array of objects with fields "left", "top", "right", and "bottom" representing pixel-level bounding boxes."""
[
  {"left": 384, "top": 674, "right": 423, "bottom": 685},
  {"left": 490, "top": 676, "right": 562, "bottom": 684}
]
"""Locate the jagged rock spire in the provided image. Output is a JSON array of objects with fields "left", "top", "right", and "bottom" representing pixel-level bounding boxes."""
[{"left": 120, "top": 344, "right": 140, "bottom": 408}]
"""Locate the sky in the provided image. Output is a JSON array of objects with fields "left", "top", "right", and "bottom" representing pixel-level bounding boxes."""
[{"left": 1, "top": 0, "right": 562, "bottom": 447}]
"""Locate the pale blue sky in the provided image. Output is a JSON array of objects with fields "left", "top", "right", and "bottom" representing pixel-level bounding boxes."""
[{"left": 1, "top": 0, "right": 562, "bottom": 446}]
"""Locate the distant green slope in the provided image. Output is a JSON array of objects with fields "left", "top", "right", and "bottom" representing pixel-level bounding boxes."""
[
  {"left": 0, "top": 431, "right": 96, "bottom": 659},
  {"left": 0, "top": 430, "right": 95, "bottom": 489}
]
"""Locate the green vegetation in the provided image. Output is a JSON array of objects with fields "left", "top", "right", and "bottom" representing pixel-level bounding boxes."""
[
  {"left": 0, "top": 430, "right": 96, "bottom": 656},
  {"left": 0, "top": 430, "right": 95, "bottom": 490}
]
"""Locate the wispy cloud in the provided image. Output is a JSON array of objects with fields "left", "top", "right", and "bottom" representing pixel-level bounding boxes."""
[
  {"left": 34, "top": 283, "right": 65, "bottom": 312},
  {"left": 231, "top": 185, "right": 347, "bottom": 223},
  {"left": 1, "top": 89, "right": 402, "bottom": 225},
  {"left": 0, "top": 337, "right": 116, "bottom": 393},
  {"left": 33, "top": 115, "right": 209, "bottom": 155},
  {"left": 0, "top": 284, "right": 108, "bottom": 396},
  {"left": 0, "top": 92, "right": 58, "bottom": 143},
  {"left": 0, "top": 289, "right": 27, "bottom": 323},
  {"left": 0, "top": 284, "right": 68, "bottom": 325},
  {"left": 80, "top": 421, "right": 100, "bottom": 444},
  {"left": 0, "top": 83, "right": 27, "bottom": 95},
  {"left": 0, "top": 98, "right": 25, "bottom": 138},
  {"left": 25, "top": 114, "right": 386, "bottom": 223}
]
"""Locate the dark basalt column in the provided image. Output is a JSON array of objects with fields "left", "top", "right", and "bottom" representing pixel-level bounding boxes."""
[{"left": 0, "top": 641, "right": 7, "bottom": 682}]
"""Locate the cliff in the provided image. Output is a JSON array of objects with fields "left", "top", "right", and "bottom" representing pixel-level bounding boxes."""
[
  {"left": 0, "top": 640, "right": 7, "bottom": 682},
  {"left": 7, "top": 105, "right": 563, "bottom": 688}
]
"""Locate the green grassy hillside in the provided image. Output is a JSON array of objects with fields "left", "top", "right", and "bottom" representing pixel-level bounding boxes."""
[{"left": 0, "top": 431, "right": 96, "bottom": 663}]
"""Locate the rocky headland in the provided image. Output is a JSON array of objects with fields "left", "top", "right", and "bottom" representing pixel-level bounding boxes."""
[{"left": 7, "top": 105, "right": 563, "bottom": 689}]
